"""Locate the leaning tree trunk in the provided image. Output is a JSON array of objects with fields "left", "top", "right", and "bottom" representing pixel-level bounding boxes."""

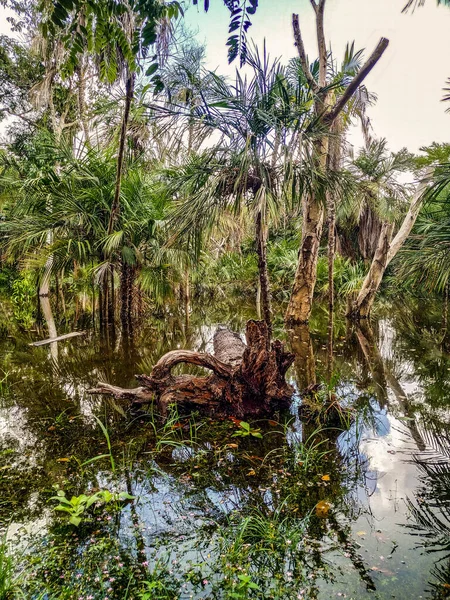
[
  {"left": 349, "top": 172, "right": 430, "bottom": 319},
  {"left": 89, "top": 320, "right": 294, "bottom": 418},
  {"left": 348, "top": 220, "right": 394, "bottom": 319}
]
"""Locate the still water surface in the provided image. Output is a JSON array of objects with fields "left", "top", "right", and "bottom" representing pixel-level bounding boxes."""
[{"left": 1, "top": 297, "right": 450, "bottom": 599}]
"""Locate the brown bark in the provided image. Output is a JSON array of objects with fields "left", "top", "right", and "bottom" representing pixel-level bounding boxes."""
[
  {"left": 285, "top": 188, "right": 326, "bottom": 324},
  {"left": 358, "top": 204, "right": 383, "bottom": 260},
  {"left": 89, "top": 320, "right": 294, "bottom": 418},
  {"left": 255, "top": 211, "right": 272, "bottom": 343},
  {"left": 288, "top": 324, "right": 316, "bottom": 390}
]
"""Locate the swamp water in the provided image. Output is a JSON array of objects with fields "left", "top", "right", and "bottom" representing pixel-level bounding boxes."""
[{"left": 1, "top": 297, "right": 450, "bottom": 599}]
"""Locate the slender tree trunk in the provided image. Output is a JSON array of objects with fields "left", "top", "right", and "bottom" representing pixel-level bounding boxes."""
[
  {"left": 255, "top": 211, "right": 272, "bottom": 343},
  {"left": 325, "top": 123, "right": 342, "bottom": 378},
  {"left": 77, "top": 61, "right": 91, "bottom": 147},
  {"left": 120, "top": 262, "right": 128, "bottom": 332},
  {"left": 120, "top": 262, "right": 136, "bottom": 334},
  {"left": 326, "top": 122, "right": 342, "bottom": 317},
  {"left": 108, "top": 267, "right": 115, "bottom": 325},
  {"left": 184, "top": 265, "right": 190, "bottom": 329},
  {"left": 107, "top": 72, "right": 135, "bottom": 235}
]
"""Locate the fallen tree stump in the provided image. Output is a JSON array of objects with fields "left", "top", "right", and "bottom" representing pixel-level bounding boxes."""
[{"left": 89, "top": 320, "right": 295, "bottom": 417}]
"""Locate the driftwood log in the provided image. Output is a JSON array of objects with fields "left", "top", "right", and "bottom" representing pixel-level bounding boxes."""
[{"left": 89, "top": 320, "right": 295, "bottom": 417}]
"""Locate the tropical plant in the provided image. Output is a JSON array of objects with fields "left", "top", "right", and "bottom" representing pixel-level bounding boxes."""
[
  {"left": 0, "top": 144, "right": 180, "bottom": 324},
  {"left": 342, "top": 140, "right": 432, "bottom": 318},
  {"left": 50, "top": 488, "right": 134, "bottom": 526},
  {"left": 0, "top": 536, "right": 22, "bottom": 600},
  {"left": 284, "top": 2, "right": 389, "bottom": 325},
  {"left": 396, "top": 147, "right": 450, "bottom": 292},
  {"left": 160, "top": 44, "right": 320, "bottom": 337}
]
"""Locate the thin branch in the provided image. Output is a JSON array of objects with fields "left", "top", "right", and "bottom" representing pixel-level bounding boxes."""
[
  {"left": 4, "top": 110, "right": 37, "bottom": 128},
  {"left": 326, "top": 37, "right": 389, "bottom": 126},
  {"left": 316, "top": 0, "right": 327, "bottom": 87},
  {"left": 292, "top": 14, "right": 318, "bottom": 92}
]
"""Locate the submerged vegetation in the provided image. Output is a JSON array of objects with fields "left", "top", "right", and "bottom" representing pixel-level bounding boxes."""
[{"left": 0, "top": 0, "right": 449, "bottom": 598}]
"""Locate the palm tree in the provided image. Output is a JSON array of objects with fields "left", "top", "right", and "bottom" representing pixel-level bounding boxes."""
[
  {"left": 0, "top": 144, "right": 176, "bottom": 328},
  {"left": 43, "top": 0, "right": 183, "bottom": 237},
  {"left": 403, "top": 0, "right": 450, "bottom": 11},
  {"left": 396, "top": 146, "right": 450, "bottom": 292},
  {"left": 345, "top": 140, "right": 431, "bottom": 318},
  {"left": 284, "top": 1, "right": 389, "bottom": 325},
  {"left": 158, "top": 45, "right": 315, "bottom": 338}
]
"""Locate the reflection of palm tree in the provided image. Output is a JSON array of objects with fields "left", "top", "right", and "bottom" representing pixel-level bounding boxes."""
[{"left": 406, "top": 419, "right": 450, "bottom": 597}]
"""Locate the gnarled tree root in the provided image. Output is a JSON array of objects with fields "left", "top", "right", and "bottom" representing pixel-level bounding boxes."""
[{"left": 88, "top": 320, "right": 295, "bottom": 417}]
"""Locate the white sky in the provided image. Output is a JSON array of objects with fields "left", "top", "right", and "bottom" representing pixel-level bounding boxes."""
[
  {"left": 185, "top": 0, "right": 450, "bottom": 153},
  {"left": 0, "top": 0, "right": 449, "bottom": 152}
]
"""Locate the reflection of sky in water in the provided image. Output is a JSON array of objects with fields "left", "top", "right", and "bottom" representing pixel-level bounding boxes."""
[{"left": 3, "top": 302, "right": 450, "bottom": 598}]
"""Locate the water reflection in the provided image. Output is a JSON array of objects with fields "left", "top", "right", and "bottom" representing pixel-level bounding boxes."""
[{"left": 0, "top": 296, "right": 450, "bottom": 597}]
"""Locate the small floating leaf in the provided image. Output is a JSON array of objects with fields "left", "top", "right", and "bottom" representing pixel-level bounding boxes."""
[{"left": 315, "top": 500, "right": 331, "bottom": 518}]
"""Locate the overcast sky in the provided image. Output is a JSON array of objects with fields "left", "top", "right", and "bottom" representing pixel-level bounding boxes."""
[
  {"left": 184, "top": 0, "right": 450, "bottom": 153},
  {"left": 1, "top": 0, "right": 449, "bottom": 153}
]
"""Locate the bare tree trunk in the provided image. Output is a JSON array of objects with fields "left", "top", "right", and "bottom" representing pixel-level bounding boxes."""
[
  {"left": 255, "top": 211, "right": 272, "bottom": 343},
  {"left": 349, "top": 221, "right": 394, "bottom": 319}
]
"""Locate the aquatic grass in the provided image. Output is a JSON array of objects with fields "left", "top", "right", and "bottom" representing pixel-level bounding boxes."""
[
  {"left": 0, "top": 372, "right": 11, "bottom": 401},
  {"left": 93, "top": 415, "right": 116, "bottom": 473},
  {"left": 138, "top": 557, "right": 180, "bottom": 599},
  {"left": 0, "top": 534, "right": 24, "bottom": 600}
]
